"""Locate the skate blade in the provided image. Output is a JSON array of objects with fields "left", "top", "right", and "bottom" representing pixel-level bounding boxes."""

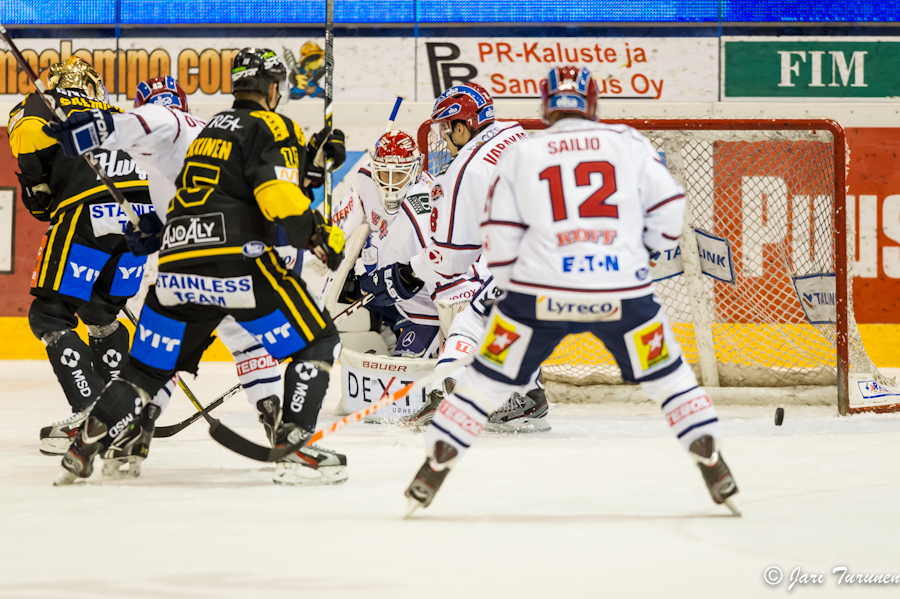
[
  {"left": 53, "top": 470, "right": 78, "bottom": 486},
  {"left": 40, "top": 438, "right": 73, "bottom": 456},
  {"left": 273, "top": 464, "right": 348, "bottom": 486},
  {"left": 484, "top": 418, "right": 552, "bottom": 434},
  {"left": 101, "top": 457, "right": 142, "bottom": 478},
  {"left": 404, "top": 497, "right": 422, "bottom": 519},
  {"left": 724, "top": 497, "right": 742, "bottom": 517}
]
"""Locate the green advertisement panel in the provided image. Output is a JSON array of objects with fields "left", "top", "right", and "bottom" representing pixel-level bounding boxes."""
[{"left": 724, "top": 39, "right": 900, "bottom": 99}]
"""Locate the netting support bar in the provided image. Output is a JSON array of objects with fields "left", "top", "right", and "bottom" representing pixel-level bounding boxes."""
[{"left": 663, "top": 139, "right": 720, "bottom": 388}]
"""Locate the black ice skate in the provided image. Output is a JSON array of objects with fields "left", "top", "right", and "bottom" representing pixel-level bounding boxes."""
[
  {"left": 397, "top": 389, "right": 444, "bottom": 429},
  {"left": 101, "top": 403, "right": 161, "bottom": 478},
  {"left": 273, "top": 424, "right": 348, "bottom": 486},
  {"left": 404, "top": 440, "right": 458, "bottom": 517},
  {"left": 39, "top": 410, "right": 88, "bottom": 456},
  {"left": 485, "top": 387, "right": 551, "bottom": 434},
  {"left": 54, "top": 416, "right": 109, "bottom": 486},
  {"left": 256, "top": 396, "right": 282, "bottom": 446},
  {"left": 689, "top": 435, "right": 741, "bottom": 516}
]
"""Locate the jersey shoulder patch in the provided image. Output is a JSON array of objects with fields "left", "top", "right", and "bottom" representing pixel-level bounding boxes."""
[
  {"left": 250, "top": 110, "right": 289, "bottom": 142},
  {"left": 406, "top": 193, "right": 430, "bottom": 215}
]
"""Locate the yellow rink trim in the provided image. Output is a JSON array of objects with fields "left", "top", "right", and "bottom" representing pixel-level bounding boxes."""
[
  {"left": 0, "top": 317, "right": 896, "bottom": 367},
  {"left": 0, "top": 317, "right": 232, "bottom": 361}
]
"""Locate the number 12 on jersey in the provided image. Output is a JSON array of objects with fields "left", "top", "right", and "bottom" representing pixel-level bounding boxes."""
[{"left": 539, "top": 161, "right": 618, "bottom": 222}]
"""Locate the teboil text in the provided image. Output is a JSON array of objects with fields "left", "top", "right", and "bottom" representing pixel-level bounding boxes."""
[
  {"left": 665, "top": 395, "right": 712, "bottom": 426},
  {"left": 236, "top": 355, "right": 277, "bottom": 377},
  {"left": 438, "top": 400, "right": 483, "bottom": 436}
]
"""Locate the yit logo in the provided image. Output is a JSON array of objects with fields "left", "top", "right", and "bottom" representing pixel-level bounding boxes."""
[
  {"left": 117, "top": 264, "right": 144, "bottom": 280},
  {"left": 69, "top": 262, "right": 101, "bottom": 283},
  {"left": 102, "top": 349, "right": 122, "bottom": 368},
  {"left": 295, "top": 362, "right": 318, "bottom": 381},
  {"left": 138, "top": 325, "right": 182, "bottom": 352},
  {"left": 60, "top": 348, "right": 80, "bottom": 368},
  {"left": 254, "top": 323, "right": 293, "bottom": 345}
]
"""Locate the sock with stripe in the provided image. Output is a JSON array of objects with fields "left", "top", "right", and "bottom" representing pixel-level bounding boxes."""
[{"left": 640, "top": 361, "right": 722, "bottom": 452}]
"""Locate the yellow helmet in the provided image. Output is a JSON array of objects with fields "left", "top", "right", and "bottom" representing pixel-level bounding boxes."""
[
  {"left": 48, "top": 57, "right": 107, "bottom": 102},
  {"left": 298, "top": 41, "right": 324, "bottom": 64}
]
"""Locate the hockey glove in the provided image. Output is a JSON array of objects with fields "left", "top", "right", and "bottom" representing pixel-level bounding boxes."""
[
  {"left": 309, "top": 210, "right": 345, "bottom": 271},
  {"left": 17, "top": 172, "right": 54, "bottom": 222},
  {"left": 360, "top": 263, "right": 424, "bottom": 307},
  {"left": 124, "top": 211, "right": 164, "bottom": 256},
  {"left": 305, "top": 128, "right": 346, "bottom": 188},
  {"left": 43, "top": 109, "right": 115, "bottom": 158}
]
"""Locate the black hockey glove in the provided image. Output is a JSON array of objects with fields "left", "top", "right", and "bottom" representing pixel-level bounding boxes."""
[
  {"left": 308, "top": 209, "right": 345, "bottom": 271},
  {"left": 17, "top": 172, "right": 53, "bottom": 222},
  {"left": 305, "top": 128, "right": 346, "bottom": 188},
  {"left": 124, "top": 211, "right": 164, "bottom": 256},
  {"left": 359, "top": 262, "right": 424, "bottom": 307},
  {"left": 43, "top": 108, "right": 115, "bottom": 158}
]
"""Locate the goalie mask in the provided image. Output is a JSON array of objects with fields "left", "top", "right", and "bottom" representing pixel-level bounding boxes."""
[
  {"left": 134, "top": 76, "right": 190, "bottom": 113},
  {"left": 371, "top": 131, "right": 422, "bottom": 215},
  {"left": 540, "top": 66, "right": 599, "bottom": 125},
  {"left": 48, "top": 56, "right": 108, "bottom": 102}
]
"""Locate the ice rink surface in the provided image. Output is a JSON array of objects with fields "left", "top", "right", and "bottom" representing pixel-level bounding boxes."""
[{"left": 2, "top": 360, "right": 900, "bottom": 599}]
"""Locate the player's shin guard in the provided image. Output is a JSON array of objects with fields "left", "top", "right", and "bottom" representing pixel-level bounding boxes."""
[
  {"left": 640, "top": 361, "right": 722, "bottom": 451},
  {"left": 87, "top": 321, "right": 129, "bottom": 384},
  {"left": 234, "top": 345, "right": 282, "bottom": 404},
  {"left": 283, "top": 360, "right": 332, "bottom": 433},
  {"left": 44, "top": 330, "right": 105, "bottom": 412}
]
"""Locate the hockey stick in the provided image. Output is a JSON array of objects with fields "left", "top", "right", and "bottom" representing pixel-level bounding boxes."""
[
  {"left": 0, "top": 25, "right": 141, "bottom": 228},
  {"left": 153, "top": 383, "right": 241, "bottom": 438},
  {"left": 144, "top": 294, "right": 370, "bottom": 438},
  {"left": 322, "top": 0, "right": 335, "bottom": 220},
  {"left": 383, "top": 96, "right": 403, "bottom": 136},
  {"left": 304, "top": 355, "right": 476, "bottom": 446}
]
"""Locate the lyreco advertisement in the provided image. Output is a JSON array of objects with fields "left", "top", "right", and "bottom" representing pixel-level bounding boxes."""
[{"left": 0, "top": 36, "right": 717, "bottom": 103}]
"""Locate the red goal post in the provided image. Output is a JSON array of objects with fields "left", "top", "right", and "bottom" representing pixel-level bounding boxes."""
[{"left": 416, "top": 118, "right": 896, "bottom": 415}]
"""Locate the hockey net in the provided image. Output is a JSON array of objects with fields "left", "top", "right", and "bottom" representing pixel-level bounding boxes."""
[{"left": 417, "top": 118, "right": 898, "bottom": 415}]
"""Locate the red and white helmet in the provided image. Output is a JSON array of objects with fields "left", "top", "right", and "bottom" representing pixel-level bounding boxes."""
[
  {"left": 371, "top": 131, "right": 422, "bottom": 215},
  {"left": 134, "top": 76, "right": 190, "bottom": 113},
  {"left": 540, "top": 66, "right": 599, "bottom": 125},
  {"left": 430, "top": 82, "right": 495, "bottom": 134}
]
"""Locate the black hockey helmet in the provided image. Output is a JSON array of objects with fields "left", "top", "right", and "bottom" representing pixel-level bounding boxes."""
[{"left": 231, "top": 48, "right": 290, "bottom": 103}]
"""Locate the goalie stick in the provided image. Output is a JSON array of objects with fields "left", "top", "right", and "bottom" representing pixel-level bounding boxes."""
[{"left": 0, "top": 24, "right": 142, "bottom": 229}]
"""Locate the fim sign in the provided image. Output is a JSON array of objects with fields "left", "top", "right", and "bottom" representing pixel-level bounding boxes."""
[
  {"left": 338, "top": 347, "right": 436, "bottom": 420},
  {"left": 792, "top": 273, "right": 836, "bottom": 324},
  {"left": 649, "top": 229, "right": 735, "bottom": 284}
]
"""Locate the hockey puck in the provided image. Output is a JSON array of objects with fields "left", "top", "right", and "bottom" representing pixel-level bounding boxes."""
[{"left": 774, "top": 407, "right": 785, "bottom": 426}]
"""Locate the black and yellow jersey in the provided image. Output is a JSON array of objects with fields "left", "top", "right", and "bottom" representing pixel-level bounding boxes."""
[
  {"left": 159, "top": 99, "right": 315, "bottom": 270},
  {"left": 8, "top": 88, "right": 151, "bottom": 222}
]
